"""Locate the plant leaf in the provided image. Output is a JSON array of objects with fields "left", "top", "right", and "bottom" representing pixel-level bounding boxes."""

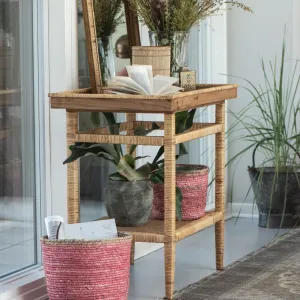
[
  {"left": 186, "top": 109, "right": 197, "bottom": 130},
  {"left": 134, "top": 122, "right": 160, "bottom": 136},
  {"left": 123, "top": 154, "right": 135, "bottom": 169},
  {"left": 136, "top": 163, "right": 152, "bottom": 179},
  {"left": 109, "top": 172, "right": 127, "bottom": 181},
  {"left": 175, "top": 111, "right": 189, "bottom": 134},
  {"left": 117, "top": 157, "right": 146, "bottom": 182},
  {"left": 64, "top": 143, "right": 118, "bottom": 164},
  {"left": 130, "top": 122, "right": 160, "bottom": 155}
]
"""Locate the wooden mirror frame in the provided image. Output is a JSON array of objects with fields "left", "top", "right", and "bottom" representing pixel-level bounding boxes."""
[{"left": 81, "top": 0, "right": 141, "bottom": 94}]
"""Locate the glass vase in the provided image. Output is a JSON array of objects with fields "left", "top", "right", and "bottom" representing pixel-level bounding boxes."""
[
  {"left": 98, "top": 36, "right": 116, "bottom": 86},
  {"left": 149, "top": 31, "right": 189, "bottom": 76}
]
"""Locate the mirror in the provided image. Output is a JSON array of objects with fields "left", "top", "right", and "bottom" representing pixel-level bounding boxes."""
[
  {"left": 78, "top": 0, "right": 140, "bottom": 222},
  {"left": 80, "top": 0, "right": 140, "bottom": 93}
]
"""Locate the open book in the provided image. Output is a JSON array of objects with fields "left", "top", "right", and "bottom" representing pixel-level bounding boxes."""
[{"left": 104, "top": 65, "right": 183, "bottom": 95}]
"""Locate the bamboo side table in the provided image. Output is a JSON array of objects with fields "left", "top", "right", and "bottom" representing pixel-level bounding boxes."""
[{"left": 50, "top": 84, "right": 238, "bottom": 300}]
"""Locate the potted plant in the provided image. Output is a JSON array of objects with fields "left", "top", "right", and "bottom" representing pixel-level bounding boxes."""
[
  {"left": 64, "top": 113, "right": 159, "bottom": 227},
  {"left": 149, "top": 109, "right": 209, "bottom": 221},
  {"left": 130, "top": 0, "right": 252, "bottom": 75},
  {"left": 228, "top": 37, "right": 300, "bottom": 228}
]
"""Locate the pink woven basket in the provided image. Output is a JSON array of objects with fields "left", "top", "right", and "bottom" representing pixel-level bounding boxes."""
[
  {"left": 41, "top": 233, "right": 132, "bottom": 300},
  {"left": 152, "top": 164, "right": 209, "bottom": 220}
]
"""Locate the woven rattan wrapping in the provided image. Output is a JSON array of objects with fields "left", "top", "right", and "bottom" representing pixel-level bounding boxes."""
[
  {"left": 152, "top": 165, "right": 209, "bottom": 220},
  {"left": 41, "top": 233, "right": 132, "bottom": 300}
]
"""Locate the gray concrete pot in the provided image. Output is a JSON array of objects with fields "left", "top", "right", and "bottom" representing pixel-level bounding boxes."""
[
  {"left": 105, "top": 180, "right": 153, "bottom": 227},
  {"left": 248, "top": 167, "right": 300, "bottom": 228}
]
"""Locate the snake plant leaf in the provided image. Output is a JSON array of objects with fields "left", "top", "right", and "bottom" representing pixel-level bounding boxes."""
[
  {"left": 117, "top": 157, "right": 147, "bottom": 182},
  {"left": 63, "top": 143, "right": 119, "bottom": 165},
  {"left": 91, "top": 112, "right": 101, "bottom": 128}
]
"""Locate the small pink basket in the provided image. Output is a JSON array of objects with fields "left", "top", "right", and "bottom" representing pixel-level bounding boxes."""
[
  {"left": 41, "top": 233, "right": 132, "bottom": 300},
  {"left": 152, "top": 164, "right": 209, "bottom": 220}
]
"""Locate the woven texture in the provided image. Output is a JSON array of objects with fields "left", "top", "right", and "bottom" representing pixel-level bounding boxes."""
[
  {"left": 42, "top": 233, "right": 132, "bottom": 300},
  {"left": 152, "top": 165, "right": 208, "bottom": 220}
]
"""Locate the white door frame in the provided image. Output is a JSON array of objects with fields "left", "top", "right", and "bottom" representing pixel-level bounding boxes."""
[{"left": 48, "top": 0, "right": 78, "bottom": 222}]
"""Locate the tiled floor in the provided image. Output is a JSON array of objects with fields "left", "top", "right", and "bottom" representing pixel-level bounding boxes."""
[
  {"left": 128, "top": 218, "right": 289, "bottom": 300},
  {"left": 0, "top": 220, "right": 35, "bottom": 278}
]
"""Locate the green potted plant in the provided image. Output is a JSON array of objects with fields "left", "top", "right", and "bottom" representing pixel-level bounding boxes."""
[
  {"left": 228, "top": 37, "right": 300, "bottom": 228},
  {"left": 130, "top": 0, "right": 252, "bottom": 75},
  {"left": 64, "top": 113, "right": 159, "bottom": 227}
]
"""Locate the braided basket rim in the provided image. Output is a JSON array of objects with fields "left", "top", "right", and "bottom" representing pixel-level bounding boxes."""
[
  {"left": 41, "top": 232, "right": 132, "bottom": 245},
  {"left": 176, "top": 164, "right": 209, "bottom": 175}
]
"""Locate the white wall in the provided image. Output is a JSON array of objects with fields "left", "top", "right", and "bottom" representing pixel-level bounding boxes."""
[{"left": 227, "top": 0, "right": 298, "bottom": 207}]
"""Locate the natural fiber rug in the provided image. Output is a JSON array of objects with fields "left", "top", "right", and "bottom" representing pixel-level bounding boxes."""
[{"left": 170, "top": 229, "right": 300, "bottom": 300}]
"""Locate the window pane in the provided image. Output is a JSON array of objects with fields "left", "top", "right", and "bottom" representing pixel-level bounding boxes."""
[{"left": 0, "top": 0, "right": 36, "bottom": 278}]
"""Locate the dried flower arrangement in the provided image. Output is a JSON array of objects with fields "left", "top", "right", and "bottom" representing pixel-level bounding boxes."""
[
  {"left": 129, "top": 0, "right": 253, "bottom": 32},
  {"left": 93, "top": 0, "right": 124, "bottom": 38}
]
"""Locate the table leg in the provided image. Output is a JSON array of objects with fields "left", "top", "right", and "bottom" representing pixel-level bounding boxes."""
[
  {"left": 130, "top": 239, "right": 135, "bottom": 265},
  {"left": 67, "top": 111, "right": 79, "bottom": 224},
  {"left": 164, "top": 113, "right": 176, "bottom": 299},
  {"left": 126, "top": 113, "right": 136, "bottom": 155},
  {"left": 215, "top": 103, "right": 225, "bottom": 270}
]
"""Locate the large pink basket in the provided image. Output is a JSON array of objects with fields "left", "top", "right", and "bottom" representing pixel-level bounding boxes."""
[
  {"left": 41, "top": 233, "right": 132, "bottom": 300},
  {"left": 152, "top": 165, "right": 209, "bottom": 220}
]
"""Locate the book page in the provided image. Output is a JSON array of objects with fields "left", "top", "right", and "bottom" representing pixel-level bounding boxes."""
[
  {"left": 63, "top": 219, "right": 118, "bottom": 240},
  {"left": 153, "top": 75, "right": 180, "bottom": 95},
  {"left": 110, "top": 76, "right": 147, "bottom": 94},
  {"left": 126, "top": 65, "right": 152, "bottom": 94}
]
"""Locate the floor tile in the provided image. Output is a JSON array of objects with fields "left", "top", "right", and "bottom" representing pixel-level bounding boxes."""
[{"left": 128, "top": 218, "right": 290, "bottom": 300}]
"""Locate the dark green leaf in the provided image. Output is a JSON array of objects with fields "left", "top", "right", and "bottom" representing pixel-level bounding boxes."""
[
  {"left": 102, "top": 112, "right": 117, "bottom": 126},
  {"left": 153, "top": 146, "right": 164, "bottom": 164},
  {"left": 175, "top": 111, "right": 189, "bottom": 134},
  {"left": 63, "top": 143, "right": 118, "bottom": 164},
  {"left": 135, "top": 155, "right": 150, "bottom": 160},
  {"left": 186, "top": 109, "right": 197, "bottom": 130}
]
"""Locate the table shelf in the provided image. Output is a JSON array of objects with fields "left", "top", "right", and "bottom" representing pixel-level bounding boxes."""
[
  {"left": 50, "top": 84, "right": 237, "bottom": 113},
  {"left": 116, "top": 211, "right": 223, "bottom": 243}
]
